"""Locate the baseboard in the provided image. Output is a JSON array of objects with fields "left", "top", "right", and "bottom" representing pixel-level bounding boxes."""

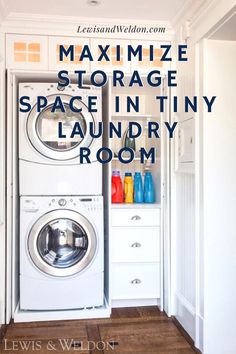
[
  {"left": 174, "top": 292, "right": 196, "bottom": 340},
  {"left": 172, "top": 316, "right": 201, "bottom": 354},
  {"left": 112, "top": 298, "right": 160, "bottom": 308},
  {"left": 0, "top": 324, "right": 7, "bottom": 340},
  {"left": 196, "top": 313, "right": 204, "bottom": 353}
]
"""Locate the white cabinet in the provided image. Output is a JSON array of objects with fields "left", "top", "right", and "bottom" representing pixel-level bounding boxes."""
[
  {"left": 130, "top": 40, "right": 167, "bottom": 74},
  {"left": 6, "top": 34, "right": 48, "bottom": 70},
  {"left": 48, "top": 36, "right": 91, "bottom": 72},
  {"left": 112, "top": 208, "right": 160, "bottom": 227},
  {"left": 90, "top": 38, "right": 131, "bottom": 73},
  {"left": 112, "top": 227, "right": 160, "bottom": 263},
  {"left": 111, "top": 207, "right": 161, "bottom": 304},
  {"left": 112, "top": 263, "right": 160, "bottom": 300}
]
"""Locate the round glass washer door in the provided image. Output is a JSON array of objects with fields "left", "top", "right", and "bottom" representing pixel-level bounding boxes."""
[
  {"left": 27, "top": 94, "right": 95, "bottom": 161},
  {"left": 28, "top": 210, "right": 97, "bottom": 277}
]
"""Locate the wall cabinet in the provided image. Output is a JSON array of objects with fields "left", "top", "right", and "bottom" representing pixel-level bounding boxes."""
[
  {"left": 6, "top": 34, "right": 167, "bottom": 75},
  {"left": 130, "top": 40, "right": 166, "bottom": 74},
  {"left": 90, "top": 38, "right": 131, "bottom": 74},
  {"left": 6, "top": 34, "right": 48, "bottom": 70},
  {"left": 48, "top": 36, "right": 90, "bottom": 72}
]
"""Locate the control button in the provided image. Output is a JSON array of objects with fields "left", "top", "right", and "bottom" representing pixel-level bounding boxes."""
[{"left": 58, "top": 198, "right": 67, "bottom": 206}]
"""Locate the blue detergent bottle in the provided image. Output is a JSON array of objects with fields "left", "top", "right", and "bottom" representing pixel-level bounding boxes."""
[
  {"left": 144, "top": 171, "right": 155, "bottom": 203},
  {"left": 134, "top": 172, "right": 144, "bottom": 203}
]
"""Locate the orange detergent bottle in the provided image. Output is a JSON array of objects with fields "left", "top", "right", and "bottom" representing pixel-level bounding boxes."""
[{"left": 124, "top": 172, "right": 133, "bottom": 203}]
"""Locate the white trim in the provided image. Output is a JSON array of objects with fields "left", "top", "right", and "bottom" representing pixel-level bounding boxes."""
[
  {"left": 175, "top": 291, "right": 195, "bottom": 315},
  {"left": 0, "top": 0, "right": 7, "bottom": 25},
  {"left": 4, "top": 12, "right": 172, "bottom": 26},
  {"left": 171, "top": 0, "right": 207, "bottom": 29},
  {"left": 175, "top": 291, "right": 196, "bottom": 340},
  {"left": 191, "top": 0, "right": 236, "bottom": 42},
  {"left": 0, "top": 13, "right": 174, "bottom": 40},
  {"left": 6, "top": 69, "right": 13, "bottom": 324},
  {"left": 194, "top": 40, "right": 203, "bottom": 352},
  {"left": 196, "top": 314, "right": 204, "bottom": 353},
  {"left": 207, "top": 9, "right": 236, "bottom": 39},
  {"left": 0, "top": 31, "right": 6, "bottom": 325},
  {"left": 161, "top": 78, "right": 171, "bottom": 316}
]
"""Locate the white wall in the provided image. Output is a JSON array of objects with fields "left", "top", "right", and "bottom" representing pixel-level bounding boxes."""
[{"left": 202, "top": 39, "right": 236, "bottom": 354}]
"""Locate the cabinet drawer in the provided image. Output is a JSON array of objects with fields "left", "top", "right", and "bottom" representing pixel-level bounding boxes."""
[
  {"left": 112, "top": 227, "right": 160, "bottom": 263},
  {"left": 112, "top": 263, "right": 160, "bottom": 300},
  {"left": 112, "top": 208, "right": 160, "bottom": 227}
]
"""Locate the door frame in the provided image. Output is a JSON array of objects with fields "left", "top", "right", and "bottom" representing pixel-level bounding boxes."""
[
  {"left": 0, "top": 32, "right": 6, "bottom": 325},
  {"left": 194, "top": 5, "right": 236, "bottom": 352}
]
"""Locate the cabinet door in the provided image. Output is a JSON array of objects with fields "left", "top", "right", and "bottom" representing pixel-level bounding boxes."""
[
  {"left": 90, "top": 38, "right": 131, "bottom": 74},
  {"left": 130, "top": 40, "right": 167, "bottom": 74},
  {"left": 48, "top": 36, "right": 90, "bottom": 72},
  {"left": 6, "top": 34, "right": 48, "bottom": 70}
]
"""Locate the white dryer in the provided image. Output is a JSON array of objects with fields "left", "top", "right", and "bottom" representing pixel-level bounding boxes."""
[
  {"left": 19, "top": 83, "right": 102, "bottom": 196},
  {"left": 20, "top": 196, "right": 104, "bottom": 311}
]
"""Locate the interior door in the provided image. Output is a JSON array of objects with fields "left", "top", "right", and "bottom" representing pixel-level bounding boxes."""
[
  {"left": 27, "top": 210, "right": 97, "bottom": 277},
  {"left": 27, "top": 94, "right": 95, "bottom": 160}
]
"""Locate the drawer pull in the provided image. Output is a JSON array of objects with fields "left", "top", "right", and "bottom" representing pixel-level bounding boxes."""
[
  {"left": 131, "top": 215, "right": 141, "bottom": 221},
  {"left": 131, "top": 242, "right": 141, "bottom": 248},
  {"left": 130, "top": 278, "right": 142, "bottom": 284}
]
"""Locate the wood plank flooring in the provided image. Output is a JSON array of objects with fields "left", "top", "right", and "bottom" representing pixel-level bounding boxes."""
[{"left": 0, "top": 307, "right": 198, "bottom": 354}]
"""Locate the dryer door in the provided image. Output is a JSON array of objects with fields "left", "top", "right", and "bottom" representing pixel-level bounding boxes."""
[
  {"left": 28, "top": 210, "right": 97, "bottom": 277},
  {"left": 27, "top": 94, "right": 95, "bottom": 161}
]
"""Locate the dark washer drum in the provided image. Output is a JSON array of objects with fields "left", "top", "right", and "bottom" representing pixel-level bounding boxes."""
[
  {"left": 26, "top": 94, "right": 95, "bottom": 160},
  {"left": 27, "top": 210, "right": 97, "bottom": 277}
]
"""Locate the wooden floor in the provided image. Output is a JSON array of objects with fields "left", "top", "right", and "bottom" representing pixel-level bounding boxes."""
[{"left": 0, "top": 307, "right": 198, "bottom": 354}]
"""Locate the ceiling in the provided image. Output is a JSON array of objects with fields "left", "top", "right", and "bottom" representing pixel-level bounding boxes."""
[
  {"left": 0, "top": 0, "right": 193, "bottom": 22},
  {"left": 210, "top": 13, "right": 236, "bottom": 41}
]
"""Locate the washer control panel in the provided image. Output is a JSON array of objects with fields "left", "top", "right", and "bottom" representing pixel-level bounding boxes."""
[
  {"left": 48, "top": 197, "right": 103, "bottom": 211},
  {"left": 58, "top": 198, "right": 67, "bottom": 206},
  {"left": 21, "top": 197, "right": 103, "bottom": 213}
]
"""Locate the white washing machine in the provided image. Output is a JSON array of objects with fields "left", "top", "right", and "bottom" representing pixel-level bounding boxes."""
[
  {"left": 19, "top": 83, "right": 102, "bottom": 196},
  {"left": 20, "top": 196, "right": 104, "bottom": 311}
]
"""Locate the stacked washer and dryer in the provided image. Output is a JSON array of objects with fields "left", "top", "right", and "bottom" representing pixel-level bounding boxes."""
[{"left": 19, "top": 83, "right": 104, "bottom": 311}]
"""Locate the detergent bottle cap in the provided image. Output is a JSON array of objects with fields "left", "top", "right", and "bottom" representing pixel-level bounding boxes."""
[
  {"left": 112, "top": 170, "right": 120, "bottom": 176},
  {"left": 145, "top": 171, "right": 152, "bottom": 176},
  {"left": 125, "top": 172, "right": 132, "bottom": 176}
]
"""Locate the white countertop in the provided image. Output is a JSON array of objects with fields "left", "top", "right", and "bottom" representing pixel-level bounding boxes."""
[{"left": 111, "top": 203, "right": 161, "bottom": 209}]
